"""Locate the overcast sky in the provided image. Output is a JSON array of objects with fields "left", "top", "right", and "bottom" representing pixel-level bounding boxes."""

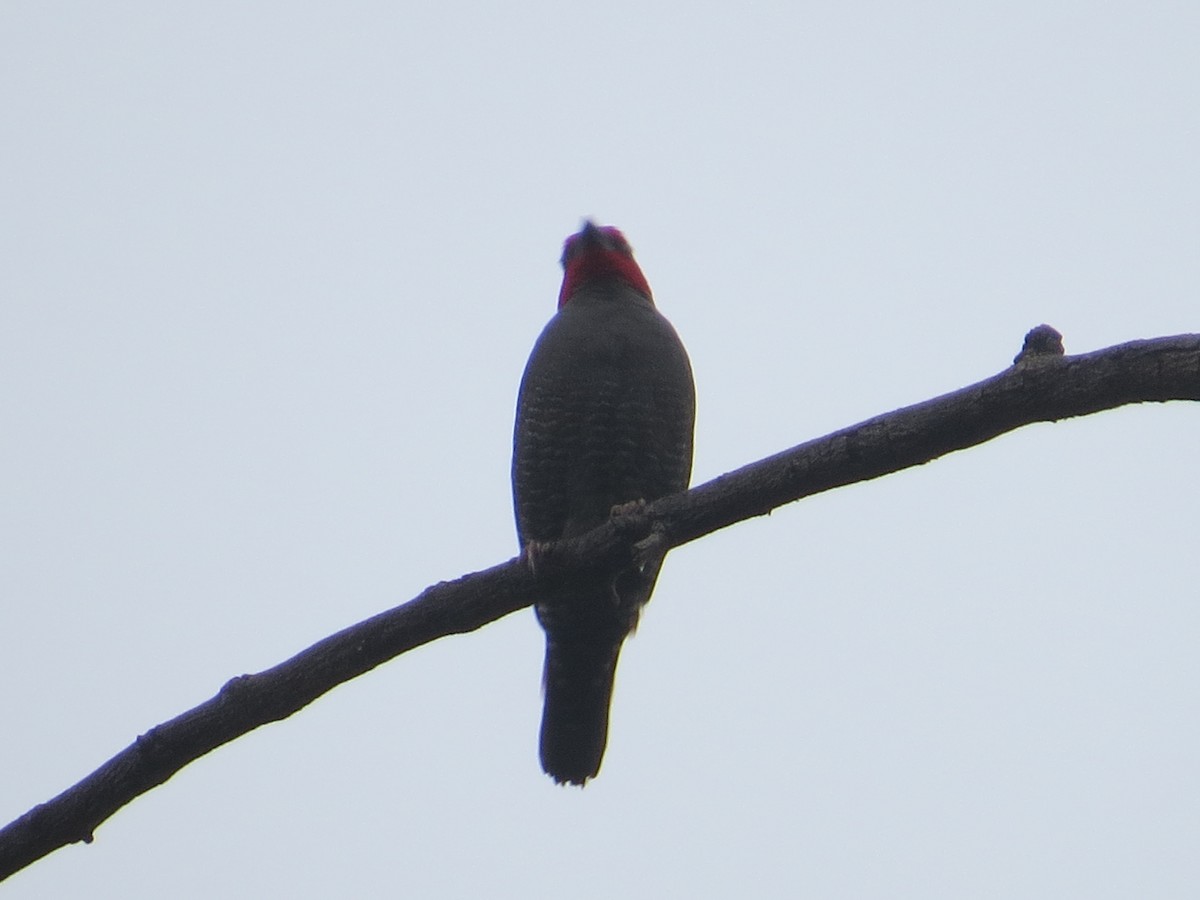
[{"left": 3, "top": 2, "right": 1198, "bottom": 897}]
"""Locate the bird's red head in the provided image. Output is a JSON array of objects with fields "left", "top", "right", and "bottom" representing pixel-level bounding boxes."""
[{"left": 557, "top": 221, "right": 653, "bottom": 308}]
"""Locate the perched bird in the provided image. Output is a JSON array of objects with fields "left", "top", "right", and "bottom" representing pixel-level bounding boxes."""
[{"left": 512, "top": 221, "right": 695, "bottom": 785}]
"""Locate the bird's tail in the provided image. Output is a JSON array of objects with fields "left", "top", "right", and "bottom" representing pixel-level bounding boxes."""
[{"left": 538, "top": 622, "right": 627, "bottom": 786}]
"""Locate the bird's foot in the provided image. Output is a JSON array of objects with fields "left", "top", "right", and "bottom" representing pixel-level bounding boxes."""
[
  {"left": 610, "top": 499, "right": 667, "bottom": 572},
  {"left": 523, "top": 539, "right": 552, "bottom": 577},
  {"left": 610, "top": 498, "right": 649, "bottom": 529}
]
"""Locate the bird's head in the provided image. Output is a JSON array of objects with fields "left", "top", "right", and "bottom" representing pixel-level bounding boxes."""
[{"left": 558, "top": 220, "right": 652, "bottom": 308}]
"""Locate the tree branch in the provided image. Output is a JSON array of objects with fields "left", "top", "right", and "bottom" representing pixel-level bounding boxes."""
[
  {"left": 660, "top": 327, "right": 1200, "bottom": 545},
  {"left": 2, "top": 328, "right": 1197, "bottom": 880}
]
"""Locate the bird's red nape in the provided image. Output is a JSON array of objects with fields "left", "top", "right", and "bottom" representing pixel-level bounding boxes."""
[{"left": 557, "top": 221, "right": 653, "bottom": 308}]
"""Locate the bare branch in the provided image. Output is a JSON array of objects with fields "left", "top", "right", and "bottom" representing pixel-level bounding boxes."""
[
  {"left": 2, "top": 329, "right": 1197, "bottom": 880},
  {"left": 657, "top": 330, "right": 1200, "bottom": 546}
]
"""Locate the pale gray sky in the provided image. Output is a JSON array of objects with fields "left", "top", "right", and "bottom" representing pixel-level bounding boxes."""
[{"left": 3, "top": 2, "right": 1198, "bottom": 897}]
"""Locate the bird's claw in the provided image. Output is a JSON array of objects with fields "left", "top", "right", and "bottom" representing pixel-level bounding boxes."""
[
  {"left": 632, "top": 528, "right": 668, "bottom": 572},
  {"left": 610, "top": 499, "right": 667, "bottom": 571},
  {"left": 610, "top": 498, "right": 649, "bottom": 533},
  {"left": 523, "top": 540, "right": 551, "bottom": 577}
]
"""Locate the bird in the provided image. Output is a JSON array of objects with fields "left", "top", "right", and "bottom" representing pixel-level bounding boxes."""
[{"left": 512, "top": 221, "right": 695, "bottom": 785}]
